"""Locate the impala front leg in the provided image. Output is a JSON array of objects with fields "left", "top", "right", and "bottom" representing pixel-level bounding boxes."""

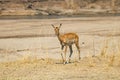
[
  {"left": 75, "top": 42, "right": 81, "bottom": 62},
  {"left": 61, "top": 45, "right": 64, "bottom": 63},
  {"left": 64, "top": 46, "right": 68, "bottom": 64}
]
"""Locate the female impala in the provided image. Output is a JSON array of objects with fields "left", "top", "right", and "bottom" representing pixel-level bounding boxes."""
[{"left": 52, "top": 24, "right": 80, "bottom": 64}]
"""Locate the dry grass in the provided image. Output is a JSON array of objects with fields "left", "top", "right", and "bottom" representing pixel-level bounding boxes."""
[
  {"left": 100, "top": 39, "right": 109, "bottom": 57},
  {"left": 0, "top": 51, "right": 120, "bottom": 80}
]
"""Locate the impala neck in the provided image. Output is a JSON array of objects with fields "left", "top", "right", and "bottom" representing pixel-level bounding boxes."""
[{"left": 56, "top": 32, "right": 62, "bottom": 44}]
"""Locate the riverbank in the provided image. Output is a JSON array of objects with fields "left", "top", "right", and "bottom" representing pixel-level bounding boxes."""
[
  {"left": 0, "top": 8, "right": 119, "bottom": 16},
  {"left": 0, "top": 0, "right": 120, "bottom": 16},
  {"left": 0, "top": 16, "right": 119, "bottom": 62}
]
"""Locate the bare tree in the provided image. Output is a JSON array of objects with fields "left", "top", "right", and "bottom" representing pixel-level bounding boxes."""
[
  {"left": 65, "top": 0, "right": 76, "bottom": 9},
  {"left": 111, "top": 0, "right": 117, "bottom": 12}
]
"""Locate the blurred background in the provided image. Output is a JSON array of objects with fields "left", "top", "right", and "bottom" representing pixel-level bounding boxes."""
[{"left": 0, "top": 0, "right": 120, "bottom": 16}]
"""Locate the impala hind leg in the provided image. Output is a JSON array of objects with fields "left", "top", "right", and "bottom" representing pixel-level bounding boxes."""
[
  {"left": 75, "top": 42, "right": 81, "bottom": 61},
  {"left": 69, "top": 45, "right": 73, "bottom": 63}
]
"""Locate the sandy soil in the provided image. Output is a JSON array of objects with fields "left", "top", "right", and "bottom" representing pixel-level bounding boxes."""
[{"left": 0, "top": 16, "right": 120, "bottom": 80}]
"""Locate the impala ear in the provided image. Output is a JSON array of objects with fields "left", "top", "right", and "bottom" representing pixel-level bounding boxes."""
[
  {"left": 51, "top": 24, "right": 55, "bottom": 28},
  {"left": 59, "top": 23, "right": 62, "bottom": 28}
]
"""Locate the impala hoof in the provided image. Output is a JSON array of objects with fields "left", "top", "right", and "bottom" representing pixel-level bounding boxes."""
[
  {"left": 63, "top": 61, "right": 69, "bottom": 64},
  {"left": 79, "top": 57, "right": 81, "bottom": 60},
  {"left": 77, "top": 60, "right": 80, "bottom": 63}
]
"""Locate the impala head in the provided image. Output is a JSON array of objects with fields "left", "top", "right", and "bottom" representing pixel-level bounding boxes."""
[{"left": 52, "top": 24, "right": 62, "bottom": 36}]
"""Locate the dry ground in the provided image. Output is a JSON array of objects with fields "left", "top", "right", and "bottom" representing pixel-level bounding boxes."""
[
  {"left": 0, "top": 16, "right": 120, "bottom": 80},
  {"left": 0, "top": 55, "right": 120, "bottom": 80}
]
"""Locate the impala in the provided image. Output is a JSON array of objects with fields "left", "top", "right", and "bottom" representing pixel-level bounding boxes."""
[{"left": 52, "top": 24, "right": 80, "bottom": 64}]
